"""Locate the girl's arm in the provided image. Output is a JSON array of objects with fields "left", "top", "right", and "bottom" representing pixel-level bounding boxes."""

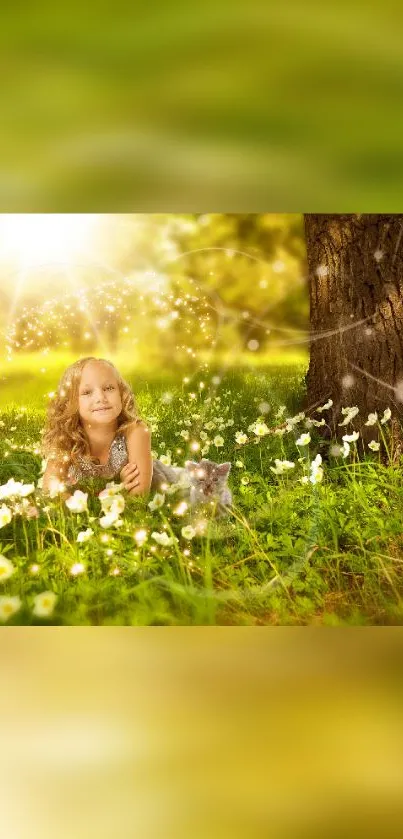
[
  {"left": 41, "top": 455, "right": 69, "bottom": 494},
  {"left": 121, "top": 422, "right": 152, "bottom": 496}
]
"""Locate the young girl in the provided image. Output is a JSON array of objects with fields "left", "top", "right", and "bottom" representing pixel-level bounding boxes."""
[{"left": 41, "top": 357, "right": 152, "bottom": 496}]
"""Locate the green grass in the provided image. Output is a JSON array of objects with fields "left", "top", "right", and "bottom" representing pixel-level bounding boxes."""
[{"left": 1, "top": 356, "right": 403, "bottom": 625}]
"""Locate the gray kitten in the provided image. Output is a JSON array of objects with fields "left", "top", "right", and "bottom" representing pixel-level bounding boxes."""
[{"left": 151, "top": 458, "right": 232, "bottom": 512}]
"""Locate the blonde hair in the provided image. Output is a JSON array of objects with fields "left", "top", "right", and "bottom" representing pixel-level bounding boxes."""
[{"left": 42, "top": 357, "right": 141, "bottom": 467}]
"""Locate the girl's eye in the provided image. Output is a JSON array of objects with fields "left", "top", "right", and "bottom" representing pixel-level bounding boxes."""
[
  {"left": 104, "top": 385, "right": 115, "bottom": 391},
  {"left": 81, "top": 390, "right": 91, "bottom": 396}
]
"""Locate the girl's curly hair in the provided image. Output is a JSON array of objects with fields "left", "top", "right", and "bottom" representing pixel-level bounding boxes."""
[{"left": 42, "top": 357, "right": 141, "bottom": 468}]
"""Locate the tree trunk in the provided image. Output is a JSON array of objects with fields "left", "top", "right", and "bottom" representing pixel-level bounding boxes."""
[{"left": 304, "top": 214, "right": 403, "bottom": 449}]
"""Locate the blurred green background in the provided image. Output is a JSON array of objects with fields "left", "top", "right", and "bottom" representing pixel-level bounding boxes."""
[
  {"left": 0, "top": 213, "right": 309, "bottom": 405},
  {"left": 0, "top": 1, "right": 402, "bottom": 210}
]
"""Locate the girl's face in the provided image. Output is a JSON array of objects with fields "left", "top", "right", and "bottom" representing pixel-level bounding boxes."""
[{"left": 78, "top": 361, "right": 122, "bottom": 427}]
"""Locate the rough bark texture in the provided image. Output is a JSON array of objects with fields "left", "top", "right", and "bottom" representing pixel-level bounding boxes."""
[{"left": 304, "top": 214, "right": 403, "bottom": 448}]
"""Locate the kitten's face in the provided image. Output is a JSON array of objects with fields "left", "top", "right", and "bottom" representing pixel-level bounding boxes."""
[{"left": 185, "top": 459, "right": 231, "bottom": 498}]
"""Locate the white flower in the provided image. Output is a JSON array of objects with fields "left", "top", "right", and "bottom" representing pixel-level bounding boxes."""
[
  {"left": 0, "top": 596, "right": 21, "bottom": 622},
  {"left": 310, "top": 466, "right": 323, "bottom": 485},
  {"left": 235, "top": 460, "right": 244, "bottom": 468},
  {"left": 368, "top": 440, "right": 380, "bottom": 452},
  {"left": 99, "top": 511, "right": 123, "bottom": 529},
  {"left": 70, "top": 562, "right": 85, "bottom": 575},
  {"left": 270, "top": 459, "right": 295, "bottom": 475},
  {"left": 65, "top": 490, "right": 88, "bottom": 513},
  {"left": 365, "top": 412, "right": 378, "bottom": 426},
  {"left": 0, "top": 555, "right": 15, "bottom": 582},
  {"left": 381, "top": 408, "right": 392, "bottom": 425},
  {"left": 296, "top": 433, "right": 311, "bottom": 447},
  {"left": 32, "top": 591, "right": 57, "bottom": 618},
  {"left": 100, "top": 494, "right": 125, "bottom": 516},
  {"left": 160, "top": 453, "right": 172, "bottom": 466},
  {"left": 342, "top": 441, "right": 351, "bottom": 458},
  {"left": 204, "top": 421, "right": 216, "bottom": 431},
  {"left": 0, "top": 505, "right": 12, "bottom": 528},
  {"left": 180, "top": 430, "right": 190, "bottom": 440},
  {"left": 148, "top": 493, "right": 165, "bottom": 512},
  {"left": 309, "top": 454, "right": 323, "bottom": 485},
  {"left": 151, "top": 531, "right": 177, "bottom": 547},
  {"left": 311, "top": 418, "right": 326, "bottom": 427},
  {"left": 48, "top": 478, "right": 66, "bottom": 498},
  {"left": 284, "top": 413, "right": 305, "bottom": 430},
  {"left": 253, "top": 422, "right": 270, "bottom": 437},
  {"left": 99, "top": 482, "right": 124, "bottom": 498},
  {"left": 181, "top": 525, "right": 196, "bottom": 540},
  {"left": 241, "top": 476, "right": 250, "bottom": 485},
  {"left": 213, "top": 435, "right": 224, "bottom": 447},
  {"left": 342, "top": 431, "right": 360, "bottom": 443},
  {"left": 76, "top": 528, "right": 94, "bottom": 544},
  {"left": 299, "top": 476, "right": 309, "bottom": 485},
  {"left": 235, "top": 431, "right": 248, "bottom": 445},
  {"left": 338, "top": 406, "right": 359, "bottom": 426},
  {"left": 0, "top": 478, "right": 35, "bottom": 500},
  {"left": 317, "top": 399, "right": 333, "bottom": 412}
]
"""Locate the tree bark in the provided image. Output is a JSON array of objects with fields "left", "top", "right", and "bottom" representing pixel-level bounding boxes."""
[{"left": 304, "top": 214, "right": 403, "bottom": 447}]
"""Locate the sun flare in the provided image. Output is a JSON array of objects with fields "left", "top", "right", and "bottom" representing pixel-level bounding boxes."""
[{"left": 0, "top": 214, "right": 99, "bottom": 269}]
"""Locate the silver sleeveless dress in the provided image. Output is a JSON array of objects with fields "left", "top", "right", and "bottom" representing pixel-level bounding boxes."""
[{"left": 68, "top": 432, "right": 129, "bottom": 483}]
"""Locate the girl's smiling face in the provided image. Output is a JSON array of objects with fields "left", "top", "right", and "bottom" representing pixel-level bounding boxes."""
[{"left": 78, "top": 361, "right": 122, "bottom": 427}]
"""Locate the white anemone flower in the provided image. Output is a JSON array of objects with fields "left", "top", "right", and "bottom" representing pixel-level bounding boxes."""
[
  {"left": 338, "top": 406, "right": 359, "bottom": 426},
  {"left": 380, "top": 408, "right": 392, "bottom": 424},
  {"left": 100, "top": 494, "right": 125, "bottom": 516},
  {"left": 148, "top": 493, "right": 165, "bottom": 511},
  {"left": 0, "top": 505, "right": 12, "bottom": 528},
  {"left": 235, "top": 432, "right": 248, "bottom": 445},
  {"left": 368, "top": 440, "right": 380, "bottom": 452},
  {"left": 151, "top": 531, "right": 177, "bottom": 547},
  {"left": 65, "top": 490, "right": 88, "bottom": 513},
  {"left": 76, "top": 528, "right": 94, "bottom": 544},
  {"left": 99, "top": 511, "right": 123, "bottom": 529},
  {"left": 253, "top": 422, "right": 270, "bottom": 437},
  {"left": 0, "top": 555, "right": 15, "bottom": 582},
  {"left": 32, "top": 591, "right": 57, "bottom": 618},
  {"left": 0, "top": 596, "right": 21, "bottom": 622},
  {"left": 0, "top": 478, "right": 35, "bottom": 499},
  {"left": 341, "top": 441, "right": 351, "bottom": 458},
  {"left": 270, "top": 459, "right": 295, "bottom": 476},
  {"left": 181, "top": 525, "right": 196, "bottom": 540},
  {"left": 342, "top": 431, "right": 360, "bottom": 443},
  {"left": 365, "top": 412, "right": 378, "bottom": 426},
  {"left": 296, "top": 433, "right": 311, "bottom": 447},
  {"left": 316, "top": 399, "right": 333, "bottom": 412}
]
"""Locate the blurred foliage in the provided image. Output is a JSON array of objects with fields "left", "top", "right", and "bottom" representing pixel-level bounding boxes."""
[
  {"left": 1, "top": 213, "right": 309, "bottom": 363},
  {"left": 0, "top": 2, "right": 402, "bottom": 209}
]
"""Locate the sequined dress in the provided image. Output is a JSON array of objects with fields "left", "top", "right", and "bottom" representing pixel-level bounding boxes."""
[{"left": 68, "top": 432, "right": 128, "bottom": 483}]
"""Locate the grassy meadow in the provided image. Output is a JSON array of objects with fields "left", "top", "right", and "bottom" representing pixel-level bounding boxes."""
[{"left": 1, "top": 351, "right": 403, "bottom": 626}]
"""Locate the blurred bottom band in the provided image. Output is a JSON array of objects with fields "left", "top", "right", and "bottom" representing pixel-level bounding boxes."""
[{"left": 0, "top": 627, "right": 402, "bottom": 839}]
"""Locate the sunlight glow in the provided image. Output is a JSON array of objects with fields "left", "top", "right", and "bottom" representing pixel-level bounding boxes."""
[{"left": 0, "top": 214, "right": 99, "bottom": 269}]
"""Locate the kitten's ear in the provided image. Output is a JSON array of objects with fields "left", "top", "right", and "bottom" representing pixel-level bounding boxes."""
[
  {"left": 217, "top": 462, "right": 231, "bottom": 476},
  {"left": 185, "top": 460, "right": 199, "bottom": 471}
]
